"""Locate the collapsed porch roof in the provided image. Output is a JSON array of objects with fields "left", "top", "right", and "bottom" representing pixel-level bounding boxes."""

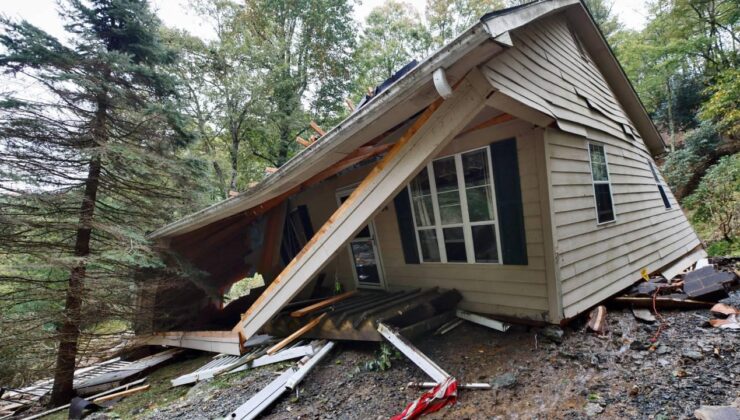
[{"left": 149, "top": 0, "right": 664, "bottom": 242}]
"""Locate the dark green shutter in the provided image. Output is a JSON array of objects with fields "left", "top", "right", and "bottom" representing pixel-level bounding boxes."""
[
  {"left": 490, "top": 138, "right": 528, "bottom": 265},
  {"left": 393, "top": 188, "right": 420, "bottom": 264}
]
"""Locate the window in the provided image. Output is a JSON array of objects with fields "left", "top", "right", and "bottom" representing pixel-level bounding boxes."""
[
  {"left": 408, "top": 147, "right": 502, "bottom": 264},
  {"left": 588, "top": 143, "right": 616, "bottom": 224},
  {"left": 648, "top": 159, "right": 671, "bottom": 209}
]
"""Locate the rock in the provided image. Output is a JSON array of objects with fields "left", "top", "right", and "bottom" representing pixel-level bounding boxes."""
[
  {"left": 656, "top": 344, "right": 670, "bottom": 355},
  {"left": 541, "top": 326, "right": 564, "bottom": 344},
  {"left": 491, "top": 372, "right": 518, "bottom": 389},
  {"left": 629, "top": 340, "right": 648, "bottom": 351},
  {"left": 682, "top": 349, "right": 704, "bottom": 361},
  {"left": 584, "top": 402, "right": 604, "bottom": 417},
  {"left": 694, "top": 399, "right": 740, "bottom": 420}
]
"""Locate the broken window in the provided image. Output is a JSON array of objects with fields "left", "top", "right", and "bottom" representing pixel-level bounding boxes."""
[
  {"left": 408, "top": 146, "right": 502, "bottom": 264},
  {"left": 588, "top": 143, "right": 616, "bottom": 224},
  {"left": 648, "top": 159, "right": 671, "bottom": 209}
]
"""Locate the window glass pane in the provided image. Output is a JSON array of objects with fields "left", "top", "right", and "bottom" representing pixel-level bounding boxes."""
[
  {"left": 437, "top": 190, "right": 462, "bottom": 224},
  {"left": 589, "top": 144, "right": 608, "bottom": 182},
  {"left": 350, "top": 241, "right": 380, "bottom": 284},
  {"left": 462, "top": 149, "right": 490, "bottom": 187},
  {"left": 433, "top": 157, "right": 458, "bottom": 192},
  {"left": 594, "top": 183, "right": 615, "bottom": 223},
  {"left": 466, "top": 185, "right": 494, "bottom": 222},
  {"left": 658, "top": 185, "right": 671, "bottom": 209},
  {"left": 471, "top": 224, "right": 499, "bottom": 263},
  {"left": 412, "top": 196, "right": 435, "bottom": 227},
  {"left": 410, "top": 167, "right": 431, "bottom": 197},
  {"left": 418, "top": 229, "right": 440, "bottom": 262},
  {"left": 443, "top": 227, "right": 467, "bottom": 262}
]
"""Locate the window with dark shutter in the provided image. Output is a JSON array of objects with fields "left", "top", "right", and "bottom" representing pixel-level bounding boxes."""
[{"left": 588, "top": 143, "right": 616, "bottom": 224}]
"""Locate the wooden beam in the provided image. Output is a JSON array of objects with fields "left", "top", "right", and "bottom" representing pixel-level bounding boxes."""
[
  {"left": 296, "top": 136, "right": 312, "bottom": 148},
  {"left": 458, "top": 113, "right": 515, "bottom": 136},
  {"left": 232, "top": 69, "right": 491, "bottom": 341},
  {"left": 265, "top": 167, "right": 278, "bottom": 174},
  {"left": 93, "top": 385, "right": 150, "bottom": 403},
  {"left": 265, "top": 313, "right": 326, "bottom": 355},
  {"left": 309, "top": 121, "right": 326, "bottom": 136},
  {"left": 345, "top": 98, "right": 355, "bottom": 111},
  {"left": 290, "top": 290, "right": 357, "bottom": 317},
  {"left": 378, "top": 323, "right": 450, "bottom": 383}
]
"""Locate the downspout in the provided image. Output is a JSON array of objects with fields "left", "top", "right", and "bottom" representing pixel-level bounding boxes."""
[{"left": 433, "top": 68, "right": 453, "bottom": 99}]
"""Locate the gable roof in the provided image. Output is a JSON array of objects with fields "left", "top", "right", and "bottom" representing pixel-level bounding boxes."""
[{"left": 150, "top": 0, "right": 663, "bottom": 240}]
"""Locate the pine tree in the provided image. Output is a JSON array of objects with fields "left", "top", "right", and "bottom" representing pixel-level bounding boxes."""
[{"left": 0, "top": 0, "right": 202, "bottom": 405}]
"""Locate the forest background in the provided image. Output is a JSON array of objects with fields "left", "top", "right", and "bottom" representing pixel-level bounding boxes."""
[{"left": 0, "top": 0, "right": 736, "bottom": 405}]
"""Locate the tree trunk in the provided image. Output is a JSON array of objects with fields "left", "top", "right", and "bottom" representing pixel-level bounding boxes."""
[
  {"left": 49, "top": 98, "right": 106, "bottom": 407},
  {"left": 229, "top": 132, "right": 239, "bottom": 193},
  {"left": 48, "top": 154, "right": 102, "bottom": 406}
]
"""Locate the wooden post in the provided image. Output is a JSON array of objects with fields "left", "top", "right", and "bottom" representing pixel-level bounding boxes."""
[{"left": 232, "top": 69, "right": 492, "bottom": 341}]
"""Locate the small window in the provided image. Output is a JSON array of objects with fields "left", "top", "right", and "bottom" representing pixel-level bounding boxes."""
[
  {"left": 408, "top": 147, "right": 502, "bottom": 264},
  {"left": 648, "top": 159, "right": 671, "bottom": 209},
  {"left": 588, "top": 143, "right": 615, "bottom": 224}
]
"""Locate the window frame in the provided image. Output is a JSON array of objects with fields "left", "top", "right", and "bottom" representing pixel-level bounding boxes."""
[
  {"left": 647, "top": 159, "right": 672, "bottom": 209},
  {"left": 587, "top": 142, "right": 617, "bottom": 225},
  {"left": 407, "top": 146, "right": 503, "bottom": 265}
]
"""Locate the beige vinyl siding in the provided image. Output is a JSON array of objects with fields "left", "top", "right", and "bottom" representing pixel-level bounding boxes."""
[
  {"left": 291, "top": 124, "right": 552, "bottom": 322},
  {"left": 548, "top": 129, "right": 701, "bottom": 318},
  {"left": 378, "top": 131, "right": 551, "bottom": 321},
  {"left": 477, "top": 11, "right": 700, "bottom": 318}
]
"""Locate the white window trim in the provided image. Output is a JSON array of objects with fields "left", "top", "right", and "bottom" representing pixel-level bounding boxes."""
[
  {"left": 407, "top": 146, "right": 503, "bottom": 264},
  {"left": 588, "top": 142, "right": 617, "bottom": 225}
]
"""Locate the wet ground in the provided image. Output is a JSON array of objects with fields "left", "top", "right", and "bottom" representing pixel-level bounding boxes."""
[{"left": 133, "top": 291, "right": 739, "bottom": 420}]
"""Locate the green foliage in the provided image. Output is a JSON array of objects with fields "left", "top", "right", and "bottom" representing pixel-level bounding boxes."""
[
  {"left": 701, "top": 68, "right": 740, "bottom": 138},
  {"left": 684, "top": 154, "right": 740, "bottom": 242},
  {"left": 582, "top": 0, "right": 623, "bottom": 41},
  {"left": 662, "top": 121, "right": 721, "bottom": 192},
  {"left": 360, "top": 343, "right": 402, "bottom": 372},
  {"left": 705, "top": 239, "right": 740, "bottom": 257}
]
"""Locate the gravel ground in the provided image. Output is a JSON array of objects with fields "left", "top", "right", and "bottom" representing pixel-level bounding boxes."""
[{"left": 134, "top": 290, "right": 739, "bottom": 420}]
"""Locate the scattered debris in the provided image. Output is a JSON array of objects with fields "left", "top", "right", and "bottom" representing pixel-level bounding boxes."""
[
  {"left": 710, "top": 303, "right": 740, "bottom": 316},
  {"left": 290, "top": 291, "right": 356, "bottom": 317},
  {"left": 227, "top": 341, "right": 335, "bottom": 420},
  {"left": 21, "top": 378, "right": 148, "bottom": 420},
  {"left": 708, "top": 303, "right": 740, "bottom": 329},
  {"left": 92, "top": 384, "right": 150, "bottom": 403},
  {"left": 266, "top": 313, "right": 326, "bottom": 355},
  {"left": 631, "top": 307, "right": 656, "bottom": 323},
  {"left": 456, "top": 309, "right": 511, "bottom": 332},
  {"left": 434, "top": 319, "right": 463, "bottom": 336},
  {"left": 392, "top": 377, "right": 458, "bottom": 420},
  {"left": 682, "top": 266, "right": 736, "bottom": 300},
  {"left": 377, "top": 323, "right": 449, "bottom": 383},
  {"left": 587, "top": 305, "right": 607, "bottom": 334},
  {"left": 682, "top": 349, "right": 704, "bottom": 361},
  {"left": 584, "top": 402, "right": 604, "bottom": 417}
]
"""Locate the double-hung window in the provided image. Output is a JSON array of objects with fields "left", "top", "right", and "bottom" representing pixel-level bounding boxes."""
[
  {"left": 588, "top": 143, "right": 616, "bottom": 224},
  {"left": 408, "top": 147, "right": 502, "bottom": 264},
  {"left": 648, "top": 159, "right": 671, "bottom": 209}
]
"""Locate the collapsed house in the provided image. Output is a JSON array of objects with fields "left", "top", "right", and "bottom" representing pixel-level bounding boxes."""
[{"left": 139, "top": 0, "right": 706, "bottom": 355}]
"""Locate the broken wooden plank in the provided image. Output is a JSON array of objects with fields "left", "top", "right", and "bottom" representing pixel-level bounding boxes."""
[
  {"left": 661, "top": 248, "right": 707, "bottom": 281},
  {"left": 611, "top": 296, "right": 714, "bottom": 309},
  {"left": 285, "top": 341, "right": 335, "bottom": 389},
  {"left": 586, "top": 305, "right": 607, "bottom": 334},
  {"left": 435, "top": 319, "right": 463, "bottom": 336},
  {"left": 296, "top": 136, "right": 312, "bottom": 148},
  {"left": 309, "top": 121, "right": 326, "bottom": 136},
  {"left": 456, "top": 309, "right": 511, "bottom": 332},
  {"left": 711, "top": 303, "right": 740, "bottom": 316},
  {"left": 142, "top": 331, "right": 242, "bottom": 355},
  {"left": 232, "top": 70, "right": 491, "bottom": 341},
  {"left": 377, "top": 322, "right": 450, "bottom": 383},
  {"left": 92, "top": 385, "right": 149, "bottom": 403},
  {"left": 228, "top": 341, "right": 335, "bottom": 420},
  {"left": 22, "top": 378, "right": 148, "bottom": 420},
  {"left": 290, "top": 291, "right": 357, "bottom": 318},
  {"left": 266, "top": 313, "right": 327, "bottom": 355}
]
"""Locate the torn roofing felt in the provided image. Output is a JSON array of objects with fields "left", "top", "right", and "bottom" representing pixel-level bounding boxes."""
[{"left": 148, "top": 0, "right": 664, "bottom": 242}]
